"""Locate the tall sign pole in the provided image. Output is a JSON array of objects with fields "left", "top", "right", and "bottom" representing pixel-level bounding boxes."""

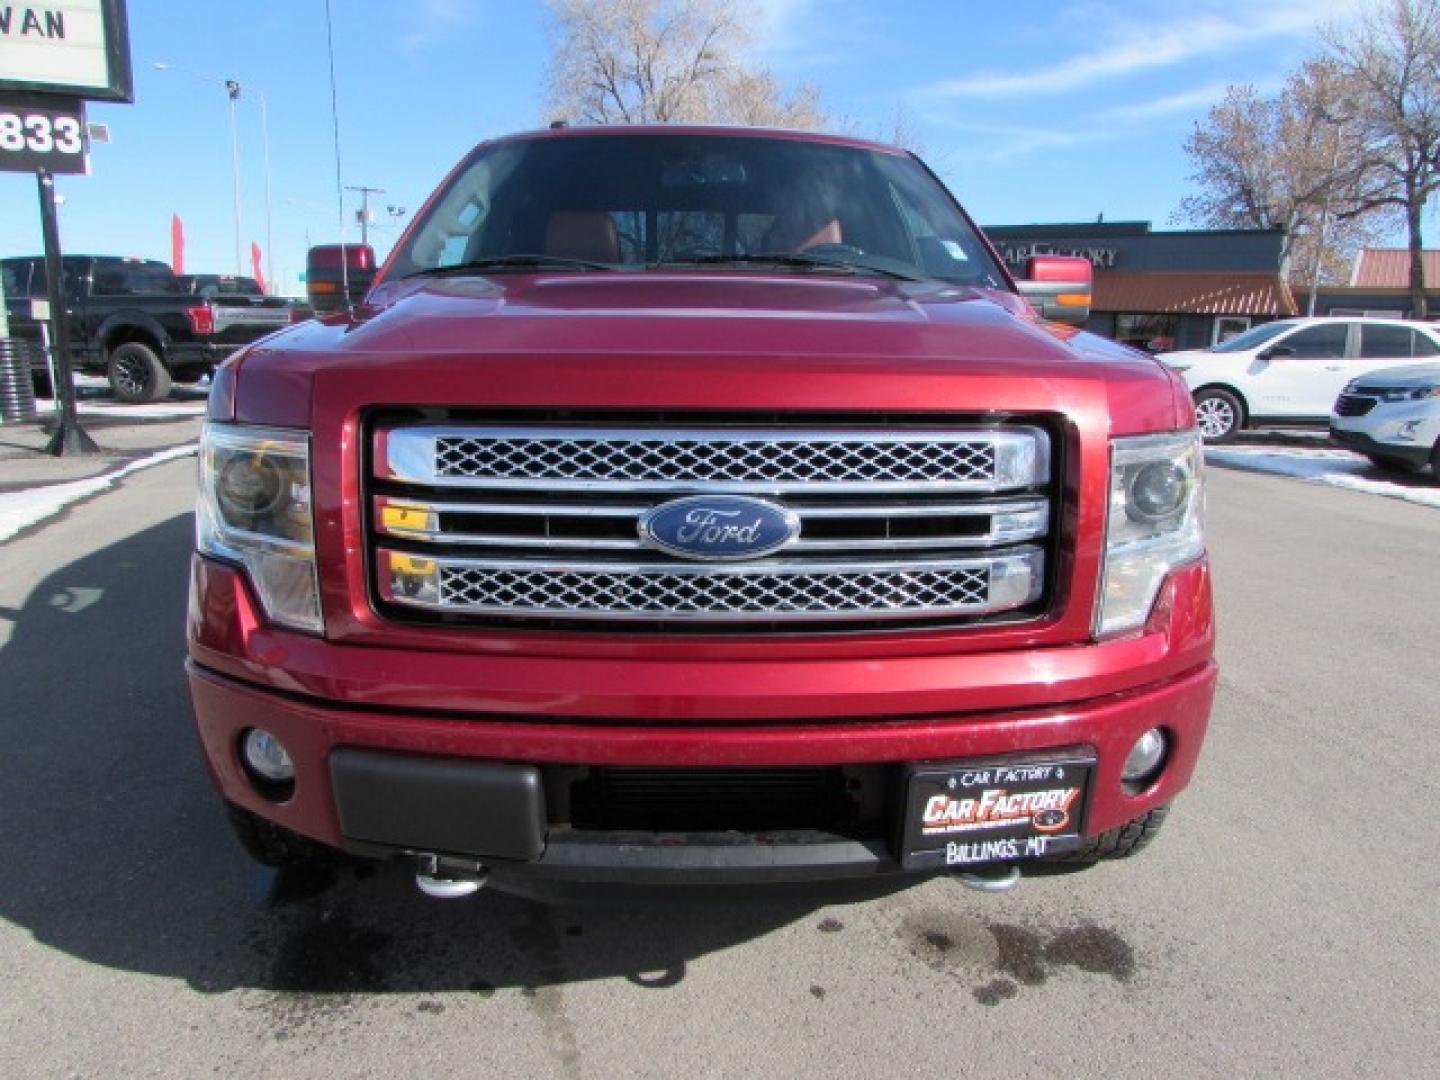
[
  {"left": 1, "top": 0, "right": 135, "bottom": 456},
  {"left": 37, "top": 168, "right": 95, "bottom": 453}
]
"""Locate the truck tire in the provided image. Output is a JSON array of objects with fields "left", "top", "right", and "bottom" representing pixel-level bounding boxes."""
[
  {"left": 1041, "top": 804, "right": 1170, "bottom": 865},
  {"left": 107, "top": 341, "right": 172, "bottom": 403},
  {"left": 224, "top": 802, "right": 330, "bottom": 869},
  {"left": 1432, "top": 440, "right": 1440, "bottom": 478},
  {"left": 1192, "top": 389, "right": 1243, "bottom": 443}
]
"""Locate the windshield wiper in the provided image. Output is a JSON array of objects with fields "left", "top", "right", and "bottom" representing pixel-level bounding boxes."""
[
  {"left": 405, "top": 254, "right": 617, "bottom": 278},
  {"left": 666, "top": 252, "right": 928, "bottom": 282}
]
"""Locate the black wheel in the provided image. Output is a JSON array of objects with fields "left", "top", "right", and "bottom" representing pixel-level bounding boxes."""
[
  {"left": 106, "top": 341, "right": 172, "bottom": 403},
  {"left": 1040, "top": 804, "right": 1170, "bottom": 865},
  {"left": 1364, "top": 452, "right": 1423, "bottom": 475},
  {"left": 1193, "top": 388, "right": 1244, "bottom": 443},
  {"left": 224, "top": 802, "right": 330, "bottom": 868}
]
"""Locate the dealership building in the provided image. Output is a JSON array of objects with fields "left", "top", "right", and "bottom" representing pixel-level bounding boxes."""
[
  {"left": 983, "top": 222, "right": 1440, "bottom": 349},
  {"left": 983, "top": 221, "right": 1296, "bottom": 351}
]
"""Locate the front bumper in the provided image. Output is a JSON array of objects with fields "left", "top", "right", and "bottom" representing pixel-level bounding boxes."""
[
  {"left": 189, "top": 655, "right": 1215, "bottom": 883},
  {"left": 1329, "top": 424, "right": 1434, "bottom": 467},
  {"left": 1331, "top": 401, "right": 1440, "bottom": 466},
  {"left": 189, "top": 549, "right": 1215, "bottom": 883}
]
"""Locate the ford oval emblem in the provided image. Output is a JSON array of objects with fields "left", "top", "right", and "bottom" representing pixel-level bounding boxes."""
[{"left": 638, "top": 495, "right": 800, "bottom": 561}]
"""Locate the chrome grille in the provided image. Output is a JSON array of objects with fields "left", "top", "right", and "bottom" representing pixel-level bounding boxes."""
[
  {"left": 428, "top": 559, "right": 1003, "bottom": 620},
  {"left": 434, "top": 434, "right": 995, "bottom": 485},
  {"left": 386, "top": 425, "right": 1048, "bottom": 493},
  {"left": 372, "top": 420, "right": 1054, "bottom": 627}
]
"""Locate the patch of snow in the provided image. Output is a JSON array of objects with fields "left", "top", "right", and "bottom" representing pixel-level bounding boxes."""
[
  {"left": 0, "top": 444, "right": 198, "bottom": 544},
  {"left": 1207, "top": 447, "right": 1440, "bottom": 510}
]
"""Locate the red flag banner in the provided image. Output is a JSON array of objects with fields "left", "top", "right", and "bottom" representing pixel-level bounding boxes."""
[
  {"left": 170, "top": 214, "right": 185, "bottom": 275},
  {"left": 250, "top": 242, "right": 267, "bottom": 294}
]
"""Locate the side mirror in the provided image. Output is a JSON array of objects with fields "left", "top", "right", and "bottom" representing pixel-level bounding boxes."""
[
  {"left": 1015, "top": 255, "right": 1092, "bottom": 325},
  {"left": 1259, "top": 345, "right": 1295, "bottom": 360},
  {"left": 305, "top": 243, "right": 377, "bottom": 313}
]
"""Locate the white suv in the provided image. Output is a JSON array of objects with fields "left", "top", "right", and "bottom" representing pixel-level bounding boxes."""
[
  {"left": 1158, "top": 317, "right": 1440, "bottom": 442},
  {"left": 1330, "top": 363, "right": 1440, "bottom": 476}
]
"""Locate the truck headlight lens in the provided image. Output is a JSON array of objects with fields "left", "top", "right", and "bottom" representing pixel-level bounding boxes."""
[
  {"left": 1096, "top": 431, "right": 1205, "bottom": 638},
  {"left": 197, "top": 422, "right": 323, "bottom": 633}
]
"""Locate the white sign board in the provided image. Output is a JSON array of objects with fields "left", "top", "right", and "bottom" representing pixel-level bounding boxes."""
[{"left": 0, "top": 1, "right": 132, "bottom": 102}]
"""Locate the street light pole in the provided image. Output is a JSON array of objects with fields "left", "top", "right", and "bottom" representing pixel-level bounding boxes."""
[
  {"left": 258, "top": 89, "right": 274, "bottom": 292},
  {"left": 154, "top": 63, "right": 274, "bottom": 286},
  {"left": 225, "top": 79, "right": 244, "bottom": 275}
]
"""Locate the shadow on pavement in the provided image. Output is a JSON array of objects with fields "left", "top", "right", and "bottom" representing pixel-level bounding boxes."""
[{"left": 0, "top": 514, "right": 908, "bottom": 1000}]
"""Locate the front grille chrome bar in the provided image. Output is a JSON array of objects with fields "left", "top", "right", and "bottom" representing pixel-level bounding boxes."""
[
  {"left": 379, "top": 425, "right": 1050, "bottom": 494},
  {"left": 378, "top": 547, "right": 1044, "bottom": 623},
  {"left": 374, "top": 494, "right": 1050, "bottom": 553}
]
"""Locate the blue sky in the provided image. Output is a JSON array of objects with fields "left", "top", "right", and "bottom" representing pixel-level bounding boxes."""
[{"left": 0, "top": 0, "right": 1379, "bottom": 296}]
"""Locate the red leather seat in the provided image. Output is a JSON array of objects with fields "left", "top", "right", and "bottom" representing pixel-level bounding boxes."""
[{"left": 545, "top": 212, "right": 621, "bottom": 263}]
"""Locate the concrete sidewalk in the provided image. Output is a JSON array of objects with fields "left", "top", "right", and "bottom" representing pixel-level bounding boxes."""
[
  {"left": 0, "top": 408, "right": 202, "bottom": 544},
  {"left": 0, "top": 411, "right": 202, "bottom": 492}
]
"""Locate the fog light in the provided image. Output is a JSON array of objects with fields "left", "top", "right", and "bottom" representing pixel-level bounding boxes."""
[
  {"left": 1122, "top": 728, "right": 1167, "bottom": 784},
  {"left": 242, "top": 728, "right": 295, "bottom": 783}
]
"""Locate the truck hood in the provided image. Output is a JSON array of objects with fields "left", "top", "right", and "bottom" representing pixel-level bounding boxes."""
[{"left": 229, "top": 271, "right": 1184, "bottom": 432}]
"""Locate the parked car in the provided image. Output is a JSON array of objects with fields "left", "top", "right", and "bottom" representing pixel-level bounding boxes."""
[
  {"left": 189, "top": 125, "right": 1215, "bottom": 898},
  {"left": 178, "top": 274, "right": 266, "bottom": 298},
  {"left": 1330, "top": 362, "right": 1440, "bottom": 475},
  {"left": 1158, "top": 317, "right": 1440, "bottom": 443},
  {"left": 1, "top": 255, "right": 296, "bottom": 402}
]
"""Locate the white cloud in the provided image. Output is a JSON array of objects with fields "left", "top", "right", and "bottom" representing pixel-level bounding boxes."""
[
  {"left": 399, "top": 0, "right": 474, "bottom": 53},
  {"left": 921, "top": 116, "right": 1092, "bottom": 162},
  {"left": 749, "top": 0, "right": 881, "bottom": 70},
  {"left": 919, "top": 1, "right": 1366, "bottom": 99},
  {"left": 1100, "top": 82, "right": 1239, "bottom": 123}
]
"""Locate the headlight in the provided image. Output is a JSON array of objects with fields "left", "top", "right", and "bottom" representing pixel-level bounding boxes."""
[
  {"left": 197, "top": 422, "right": 322, "bottom": 633},
  {"left": 1096, "top": 431, "right": 1205, "bottom": 638},
  {"left": 1378, "top": 385, "right": 1440, "bottom": 402}
]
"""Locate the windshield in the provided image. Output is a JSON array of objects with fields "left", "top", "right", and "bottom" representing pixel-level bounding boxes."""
[
  {"left": 386, "top": 133, "right": 1006, "bottom": 288},
  {"left": 1208, "top": 320, "right": 1296, "bottom": 353}
]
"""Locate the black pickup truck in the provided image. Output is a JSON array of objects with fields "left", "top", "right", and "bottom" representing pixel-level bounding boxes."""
[{"left": 1, "top": 255, "right": 294, "bottom": 402}]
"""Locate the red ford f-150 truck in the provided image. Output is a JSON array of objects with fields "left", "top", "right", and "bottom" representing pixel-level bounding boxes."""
[{"left": 187, "top": 126, "right": 1215, "bottom": 897}]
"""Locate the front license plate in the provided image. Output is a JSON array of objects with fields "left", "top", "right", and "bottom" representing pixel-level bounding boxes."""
[{"left": 900, "top": 755, "right": 1094, "bottom": 871}]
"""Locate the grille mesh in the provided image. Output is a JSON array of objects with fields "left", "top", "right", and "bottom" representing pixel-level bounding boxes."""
[
  {"left": 1334, "top": 395, "right": 1377, "bottom": 418},
  {"left": 436, "top": 563, "right": 990, "bottom": 618},
  {"left": 434, "top": 435, "right": 997, "bottom": 485}
]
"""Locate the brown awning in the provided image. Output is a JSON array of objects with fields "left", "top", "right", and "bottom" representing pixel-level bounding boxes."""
[
  {"left": 1350, "top": 248, "right": 1440, "bottom": 288},
  {"left": 1092, "top": 271, "right": 1297, "bottom": 316}
]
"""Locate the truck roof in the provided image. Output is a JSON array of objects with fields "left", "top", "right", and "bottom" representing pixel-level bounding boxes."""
[{"left": 490, "top": 123, "right": 911, "bottom": 158}]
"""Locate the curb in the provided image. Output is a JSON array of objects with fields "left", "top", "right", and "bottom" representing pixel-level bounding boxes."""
[{"left": 0, "top": 443, "right": 199, "bottom": 545}]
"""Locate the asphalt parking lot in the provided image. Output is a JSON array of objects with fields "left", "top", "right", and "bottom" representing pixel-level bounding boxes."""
[{"left": 0, "top": 443, "right": 1437, "bottom": 1078}]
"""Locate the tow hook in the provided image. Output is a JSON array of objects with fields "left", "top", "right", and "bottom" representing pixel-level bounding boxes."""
[
  {"left": 413, "top": 853, "right": 489, "bottom": 899},
  {"left": 951, "top": 864, "right": 1022, "bottom": 893}
]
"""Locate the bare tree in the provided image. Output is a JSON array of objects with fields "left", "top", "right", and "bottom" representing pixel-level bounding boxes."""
[
  {"left": 1322, "top": 0, "right": 1440, "bottom": 317},
  {"left": 544, "top": 0, "right": 825, "bottom": 128},
  {"left": 1175, "top": 65, "right": 1387, "bottom": 299}
]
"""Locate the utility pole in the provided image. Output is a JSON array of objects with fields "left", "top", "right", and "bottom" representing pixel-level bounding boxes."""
[{"left": 345, "top": 184, "right": 384, "bottom": 247}]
